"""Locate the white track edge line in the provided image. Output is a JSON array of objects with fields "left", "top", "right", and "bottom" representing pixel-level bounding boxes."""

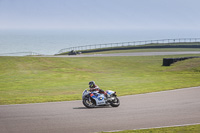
[{"left": 100, "top": 123, "right": 200, "bottom": 133}]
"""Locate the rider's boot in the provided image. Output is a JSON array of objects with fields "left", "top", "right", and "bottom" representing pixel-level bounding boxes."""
[{"left": 105, "top": 92, "right": 110, "bottom": 99}]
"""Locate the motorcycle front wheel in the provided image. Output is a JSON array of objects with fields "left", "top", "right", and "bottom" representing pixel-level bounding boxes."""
[
  {"left": 82, "top": 97, "right": 95, "bottom": 108},
  {"left": 110, "top": 97, "right": 120, "bottom": 107}
]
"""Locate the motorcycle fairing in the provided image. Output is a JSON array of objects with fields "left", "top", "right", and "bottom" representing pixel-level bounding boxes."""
[
  {"left": 106, "top": 90, "right": 115, "bottom": 96},
  {"left": 91, "top": 93, "right": 106, "bottom": 106}
]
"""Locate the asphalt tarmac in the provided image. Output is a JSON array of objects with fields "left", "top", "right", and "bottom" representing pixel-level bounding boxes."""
[
  {"left": 0, "top": 86, "right": 200, "bottom": 133},
  {"left": 52, "top": 51, "right": 200, "bottom": 57}
]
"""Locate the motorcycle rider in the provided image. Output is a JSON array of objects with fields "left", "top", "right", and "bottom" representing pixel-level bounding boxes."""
[{"left": 88, "top": 81, "right": 108, "bottom": 97}]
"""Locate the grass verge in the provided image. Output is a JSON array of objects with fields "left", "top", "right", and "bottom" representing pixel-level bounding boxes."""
[
  {"left": 100, "top": 124, "right": 200, "bottom": 133},
  {"left": 0, "top": 54, "right": 200, "bottom": 105}
]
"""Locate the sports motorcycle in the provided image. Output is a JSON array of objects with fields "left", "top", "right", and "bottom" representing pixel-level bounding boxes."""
[{"left": 82, "top": 89, "right": 120, "bottom": 108}]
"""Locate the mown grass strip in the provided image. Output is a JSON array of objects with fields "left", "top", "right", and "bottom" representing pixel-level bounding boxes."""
[
  {"left": 0, "top": 54, "right": 200, "bottom": 105},
  {"left": 100, "top": 124, "right": 200, "bottom": 133}
]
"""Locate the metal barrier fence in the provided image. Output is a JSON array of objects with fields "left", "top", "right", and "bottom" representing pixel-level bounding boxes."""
[
  {"left": 57, "top": 38, "right": 200, "bottom": 54},
  {"left": 0, "top": 52, "right": 42, "bottom": 56}
]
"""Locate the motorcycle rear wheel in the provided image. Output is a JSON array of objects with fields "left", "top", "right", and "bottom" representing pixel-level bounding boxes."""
[{"left": 110, "top": 97, "right": 120, "bottom": 107}]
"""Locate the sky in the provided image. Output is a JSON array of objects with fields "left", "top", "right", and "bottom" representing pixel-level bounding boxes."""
[{"left": 0, "top": 0, "right": 200, "bottom": 30}]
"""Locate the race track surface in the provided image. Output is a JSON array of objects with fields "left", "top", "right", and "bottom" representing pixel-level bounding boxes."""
[
  {"left": 0, "top": 86, "right": 200, "bottom": 133},
  {"left": 52, "top": 51, "right": 200, "bottom": 57}
]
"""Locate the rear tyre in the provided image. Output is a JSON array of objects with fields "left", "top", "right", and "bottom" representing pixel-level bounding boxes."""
[{"left": 110, "top": 97, "right": 120, "bottom": 107}]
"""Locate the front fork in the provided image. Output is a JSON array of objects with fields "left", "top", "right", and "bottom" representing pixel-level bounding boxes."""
[{"left": 88, "top": 95, "right": 96, "bottom": 105}]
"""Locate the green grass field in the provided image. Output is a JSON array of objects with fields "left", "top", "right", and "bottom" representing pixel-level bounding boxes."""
[
  {"left": 100, "top": 124, "right": 200, "bottom": 133},
  {"left": 0, "top": 54, "right": 200, "bottom": 105}
]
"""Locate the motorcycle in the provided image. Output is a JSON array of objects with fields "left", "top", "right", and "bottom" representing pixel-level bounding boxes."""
[{"left": 82, "top": 89, "right": 120, "bottom": 108}]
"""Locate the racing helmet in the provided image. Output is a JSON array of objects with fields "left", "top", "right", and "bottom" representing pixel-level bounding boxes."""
[{"left": 89, "top": 81, "right": 95, "bottom": 88}]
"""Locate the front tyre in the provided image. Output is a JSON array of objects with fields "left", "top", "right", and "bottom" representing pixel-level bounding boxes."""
[
  {"left": 110, "top": 97, "right": 120, "bottom": 107},
  {"left": 82, "top": 97, "right": 95, "bottom": 108}
]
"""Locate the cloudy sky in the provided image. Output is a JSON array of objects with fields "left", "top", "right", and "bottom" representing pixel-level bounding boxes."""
[{"left": 0, "top": 0, "right": 200, "bottom": 30}]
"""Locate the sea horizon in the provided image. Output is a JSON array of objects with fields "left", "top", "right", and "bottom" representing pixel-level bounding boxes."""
[{"left": 0, "top": 29, "right": 200, "bottom": 56}]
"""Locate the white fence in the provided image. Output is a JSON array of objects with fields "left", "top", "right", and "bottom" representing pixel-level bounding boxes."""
[{"left": 0, "top": 52, "right": 42, "bottom": 56}]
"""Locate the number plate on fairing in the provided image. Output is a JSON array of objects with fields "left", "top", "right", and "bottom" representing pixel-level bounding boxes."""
[{"left": 97, "top": 100, "right": 106, "bottom": 105}]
